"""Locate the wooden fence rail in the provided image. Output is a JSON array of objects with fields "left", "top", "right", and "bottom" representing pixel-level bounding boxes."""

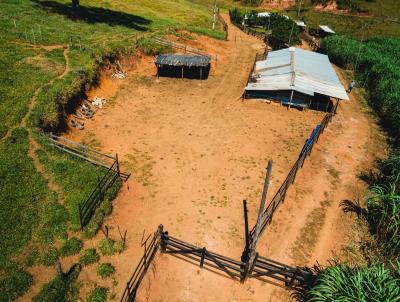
[
  {"left": 249, "top": 111, "right": 334, "bottom": 243},
  {"left": 49, "top": 133, "right": 115, "bottom": 168},
  {"left": 251, "top": 255, "right": 311, "bottom": 288},
  {"left": 49, "top": 133, "right": 130, "bottom": 181},
  {"left": 160, "top": 230, "right": 244, "bottom": 281},
  {"left": 121, "top": 226, "right": 313, "bottom": 301},
  {"left": 120, "top": 230, "right": 160, "bottom": 302},
  {"left": 217, "top": 11, "right": 228, "bottom": 41},
  {"left": 78, "top": 159, "right": 121, "bottom": 228}
]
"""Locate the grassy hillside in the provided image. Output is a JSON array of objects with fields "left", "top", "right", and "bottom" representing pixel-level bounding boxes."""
[{"left": 0, "top": 0, "right": 224, "bottom": 300}]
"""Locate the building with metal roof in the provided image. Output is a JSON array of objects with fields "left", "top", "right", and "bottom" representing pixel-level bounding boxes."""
[
  {"left": 155, "top": 54, "right": 211, "bottom": 80},
  {"left": 319, "top": 25, "right": 335, "bottom": 34},
  {"left": 244, "top": 47, "right": 348, "bottom": 110},
  {"left": 155, "top": 55, "right": 210, "bottom": 67},
  {"left": 295, "top": 20, "right": 306, "bottom": 28}
]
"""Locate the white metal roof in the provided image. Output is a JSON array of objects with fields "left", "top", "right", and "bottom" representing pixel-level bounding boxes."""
[
  {"left": 295, "top": 20, "right": 306, "bottom": 27},
  {"left": 245, "top": 47, "right": 349, "bottom": 100},
  {"left": 257, "top": 12, "right": 271, "bottom": 18},
  {"left": 319, "top": 25, "right": 335, "bottom": 34}
]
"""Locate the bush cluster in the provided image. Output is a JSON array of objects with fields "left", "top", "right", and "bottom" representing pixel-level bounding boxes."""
[
  {"left": 97, "top": 263, "right": 116, "bottom": 279},
  {"left": 79, "top": 248, "right": 100, "bottom": 266},
  {"left": 321, "top": 36, "right": 400, "bottom": 142},
  {"left": 98, "top": 237, "right": 124, "bottom": 256}
]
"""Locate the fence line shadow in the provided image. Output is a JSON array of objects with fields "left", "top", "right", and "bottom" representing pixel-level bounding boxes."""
[{"left": 32, "top": 0, "right": 151, "bottom": 31}]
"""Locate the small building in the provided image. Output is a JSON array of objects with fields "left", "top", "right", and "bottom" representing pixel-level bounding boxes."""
[
  {"left": 257, "top": 12, "right": 271, "bottom": 18},
  {"left": 155, "top": 54, "right": 211, "bottom": 80},
  {"left": 244, "top": 47, "right": 348, "bottom": 111},
  {"left": 295, "top": 20, "right": 306, "bottom": 29},
  {"left": 319, "top": 25, "right": 335, "bottom": 37}
]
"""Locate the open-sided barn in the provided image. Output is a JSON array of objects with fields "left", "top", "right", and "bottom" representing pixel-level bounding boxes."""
[
  {"left": 155, "top": 54, "right": 211, "bottom": 80},
  {"left": 244, "top": 47, "right": 348, "bottom": 111}
]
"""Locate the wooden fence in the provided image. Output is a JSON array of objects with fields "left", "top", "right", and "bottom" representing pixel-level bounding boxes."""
[
  {"left": 49, "top": 133, "right": 115, "bottom": 169},
  {"left": 154, "top": 38, "right": 217, "bottom": 62},
  {"left": 217, "top": 11, "right": 228, "bottom": 41},
  {"left": 250, "top": 255, "right": 311, "bottom": 288},
  {"left": 120, "top": 230, "right": 160, "bottom": 302},
  {"left": 121, "top": 225, "right": 312, "bottom": 301},
  {"left": 78, "top": 159, "right": 122, "bottom": 228},
  {"left": 248, "top": 111, "right": 335, "bottom": 243},
  {"left": 49, "top": 133, "right": 130, "bottom": 180},
  {"left": 242, "top": 27, "right": 268, "bottom": 41},
  {"left": 160, "top": 228, "right": 244, "bottom": 281}
]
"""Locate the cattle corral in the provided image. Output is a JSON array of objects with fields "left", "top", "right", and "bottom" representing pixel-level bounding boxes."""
[{"left": 62, "top": 16, "right": 382, "bottom": 302}]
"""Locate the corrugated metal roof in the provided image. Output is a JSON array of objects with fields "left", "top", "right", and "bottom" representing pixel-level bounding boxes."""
[
  {"left": 245, "top": 47, "right": 349, "bottom": 100},
  {"left": 319, "top": 25, "right": 335, "bottom": 34},
  {"left": 257, "top": 12, "right": 271, "bottom": 18},
  {"left": 295, "top": 20, "right": 306, "bottom": 27},
  {"left": 155, "top": 55, "right": 210, "bottom": 67}
]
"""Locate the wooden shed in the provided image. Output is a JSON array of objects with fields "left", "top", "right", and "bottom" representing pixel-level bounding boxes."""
[{"left": 155, "top": 54, "right": 211, "bottom": 80}]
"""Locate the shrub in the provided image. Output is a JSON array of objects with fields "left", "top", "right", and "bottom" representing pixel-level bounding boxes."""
[
  {"left": 79, "top": 248, "right": 100, "bottom": 266},
  {"left": 86, "top": 286, "right": 108, "bottom": 302},
  {"left": 97, "top": 263, "right": 115, "bottom": 279},
  {"left": 59, "top": 237, "right": 83, "bottom": 257},
  {"left": 303, "top": 263, "right": 400, "bottom": 301},
  {"left": 98, "top": 237, "right": 124, "bottom": 256},
  {"left": 321, "top": 36, "right": 400, "bottom": 142},
  {"left": 38, "top": 248, "right": 59, "bottom": 266}
]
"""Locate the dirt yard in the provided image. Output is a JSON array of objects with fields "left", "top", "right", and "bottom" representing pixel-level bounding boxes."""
[{"left": 64, "top": 16, "right": 384, "bottom": 301}]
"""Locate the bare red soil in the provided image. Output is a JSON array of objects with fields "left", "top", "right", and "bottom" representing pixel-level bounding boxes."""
[{"left": 62, "top": 16, "right": 384, "bottom": 301}]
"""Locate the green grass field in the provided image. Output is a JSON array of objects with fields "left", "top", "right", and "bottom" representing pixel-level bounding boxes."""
[{"left": 0, "top": 0, "right": 224, "bottom": 300}]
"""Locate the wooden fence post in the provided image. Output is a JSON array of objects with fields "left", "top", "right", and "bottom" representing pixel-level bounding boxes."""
[
  {"left": 78, "top": 204, "right": 83, "bottom": 230},
  {"left": 116, "top": 154, "right": 121, "bottom": 176},
  {"left": 243, "top": 200, "right": 250, "bottom": 252},
  {"left": 200, "top": 247, "right": 206, "bottom": 268},
  {"left": 159, "top": 225, "right": 167, "bottom": 252},
  {"left": 242, "top": 161, "right": 273, "bottom": 283}
]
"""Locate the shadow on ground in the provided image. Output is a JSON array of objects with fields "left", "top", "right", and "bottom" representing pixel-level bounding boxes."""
[{"left": 32, "top": 0, "right": 151, "bottom": 31}]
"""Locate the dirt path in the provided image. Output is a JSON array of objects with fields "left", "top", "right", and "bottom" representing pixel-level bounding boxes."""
[{"left": 16, "top": 46, "right": 71, "bottom": 302}]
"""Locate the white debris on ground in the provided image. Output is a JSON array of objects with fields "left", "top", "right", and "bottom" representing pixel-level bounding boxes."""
[
  {"left": 112, "top": 70, "right": 125, "bottom": 79},
  {"left": 92, "top": 96, "right": 106, "bottom": 109},
  {"left": 111, "top": 60, "right": 126, "bottom": 79}
]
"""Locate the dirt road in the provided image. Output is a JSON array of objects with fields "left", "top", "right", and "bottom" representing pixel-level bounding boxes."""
[{"left": 66, "top": 16, "right": 383, "bottom": 301}]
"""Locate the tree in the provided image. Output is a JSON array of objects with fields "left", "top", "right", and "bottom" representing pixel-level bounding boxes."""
[{"left": 267, "top": 13, "right": 300, "bottom": 48}]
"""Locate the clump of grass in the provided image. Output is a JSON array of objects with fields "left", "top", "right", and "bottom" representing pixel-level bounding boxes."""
[
  {"left": 0, "top": 260, "right": 33, "bottom": 302},
  {"left": 97, "top": 263, "right": 115, "bottom": 279},
  {"left": 26, "top": 249, "right": 39, "bottom": 266},
  {"left": 79, "top": 248, "right": 100, "bottom": 266},
  {"left": 86, "top": 286, "right": 108, "bottom": 302},
  {"left": 59, "top": 237, "right": 83, "bottom": 257},
  {"left": 38, "top": 248, "right": 59, "bottom": 266},
  {"left": 298, "top": 263, "right": 400, "bottom": 301},
  {"left": 98, "top": 238, "right": 124, "bottom": 256}
]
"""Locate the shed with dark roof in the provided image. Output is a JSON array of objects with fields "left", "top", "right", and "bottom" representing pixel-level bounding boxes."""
[{"left": 155, "top": 54, "right": 211, "bottom": 79}]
